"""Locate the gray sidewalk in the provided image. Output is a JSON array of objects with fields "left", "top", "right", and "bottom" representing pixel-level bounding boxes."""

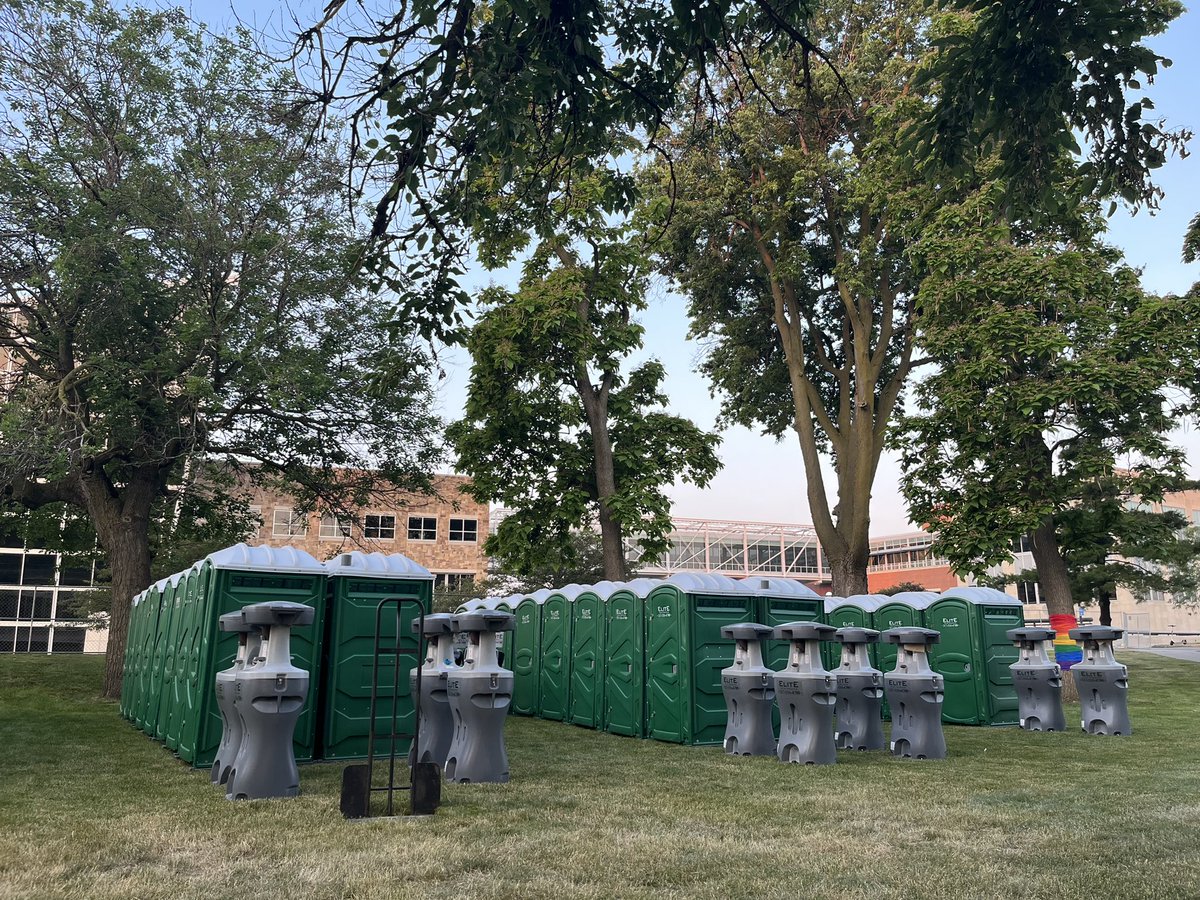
[{"left": 1126, "top": 647, "right": 1200, "bottom": 663}]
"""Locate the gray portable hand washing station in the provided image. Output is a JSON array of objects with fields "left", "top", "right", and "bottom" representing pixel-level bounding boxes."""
[
  {"left": 409, "top": 613, "right": 457, "bottom": 767},
  {"left": 773, "top": 622, "right": 838, "bottom": 765},
  {"left": 719, "top": 623, "right": 776, "bottom": 756},
  {"left": 211, "top": 610, "right": 261, "bottom": 785},
  {"left": 224, "top": 601, "right": 315, "bottom": 800},
  {"left": 832, "top": 626, "right": 884, "bottom": 751},
  {"left": 1069, "top": 626, "right": 1131, "bottom": 735},
  {"left": 1007, "top": 627, "right": 1066, "bottom": 732},
  {"left": 445, "top": 611, "right": 515, "bottom": 783},
  {"left": 881, "top": 627, "right": 946, "bottom": 760}
]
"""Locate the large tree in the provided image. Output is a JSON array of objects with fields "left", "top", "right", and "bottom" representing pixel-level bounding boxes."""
[
  {"left": 0, "top": 1, "right": 441, "bottom": 696},
  {"left": 298, "top": 0, "right": 1181, "bottom": 342},
  {"left": 645, "top": 0, "right": 942, "bottom": 594},
  {"left": 448, "top": 204, "right": 721, "bottom": 581},
  {"left": 899, "top": 190, "right": 1200, "bottom": 639}
]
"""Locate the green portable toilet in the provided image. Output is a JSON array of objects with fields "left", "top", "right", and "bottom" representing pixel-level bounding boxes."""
[
  {"left": 153, "top": 572, "right": 189, "bottom": 742},
  {"left": 318, "top": 550, "right": 433, "bottom": 761},
  {"left": 603, "top": 578, "right": 658, "bottom": 738},
  {"left": 167, "top": 563, "right": 209, "bottom": 754},
  {"left": 511, "top": 593, "right": 542, "bottom": 716},
  {"left": 176, "top": 543, "right": 327, "bottom": 768},
  {"left": 644, "top": 574, "right": 759, "bottom": 745},
  {"left": 753, "top": 578, "right": 824, "bottom": 672},
  {"left": 538, "top": 584, "right": 585, "bottom": 721},
  {"left": 925, "top": 586, "right": 1025, "bottom": 726},
  {"left": 823, "top": 595, "right": 885, "bottom": 670},
  {"left": 873, "top": 591, "right": 938, "bottom": 719},
  {"left": 569, "top": 581, "right": 619, "bottom": 729},
  {"left": 120, "top": 591, "right": 145, "bottom": 720},
  {"left": 145, "top": 576, "right": 181, "bottom": 738},
  {"left": 134, "top": 579, "right": 166, "bottom": 731},
  {"left": 163, "top": 567, "right": 202, "bottom": 752}
]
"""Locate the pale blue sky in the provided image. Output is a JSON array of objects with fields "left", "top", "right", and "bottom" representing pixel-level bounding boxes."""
[{"left": 180, "top": 1, "right": 1200, "bottom": 532}]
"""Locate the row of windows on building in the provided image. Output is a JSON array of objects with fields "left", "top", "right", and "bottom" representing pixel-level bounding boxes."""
[
  {"left": 262, "top": 509, "right": 479, "bottom": 544},
  {"left": 0, "top": 551, "right": 95, "bottom": 588}
]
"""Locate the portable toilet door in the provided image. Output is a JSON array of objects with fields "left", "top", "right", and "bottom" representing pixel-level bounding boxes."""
[
  {"left": 175, "top": 562, "right": 213, "bottom": 764},
  {"left": 645, "top": 574, "right": 758, "bottom": 745},
  {"left": 926, "top": 587, "right": 1024, "bottom": 725},
  {"left": 511, "top": 595, "right": 542, "bottom": 716},
  {"left": 538, "top": 584, "right": 585, "bottom": 721},
  {"left": 603, "top": 578, "right": 657, "bottom": 737},
  {"left": 187, "top": 544, "right": 328, "bottom": 768},
  {"left": 753, "top": 578, "right": 823, "bottom": 672},
  {"left": 134, "top": 580, "right": 165, "bottom": 730},
  {"left": 820, "top": 596, "right": 859, "bottom": 670},
  {"left": 146, "top": 576, "right": 181, "bottom": 739},
  {"left": 569, "top": 582, "right": 618, "bottom": 729},
  {"left": 164, "top": 568, "right": 199, "bottom": 752},
  {"left": 121, "top": 591, "right": 147, "bottom": 721},
  {"left": 873, "top": 591, "right": 938, "bottom": 720},
  {"left": 926, "top": 588, "right": 1022, "bottom": 729},
  {"left": 319, "top": 551, "right": 434, "bottom": 761}
]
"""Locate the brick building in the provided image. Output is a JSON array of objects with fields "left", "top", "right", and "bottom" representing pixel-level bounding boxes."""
[{"left": 244, "top": 474, "right": 489, "bottom": 591}]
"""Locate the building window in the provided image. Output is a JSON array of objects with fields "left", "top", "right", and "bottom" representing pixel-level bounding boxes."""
[
  {"left": 319, "top": 515, "right": 351, "bottom": 540},
  {"left": 449, "top": 518, "right": 478, "bottom": 543},
  {"left": 272, "top": 508, "right": 307, "bottom": 537},
  {"left": 1016, "top": 581, "right": 1041, "bottom": 605},
  {"left": 434, "top": 573, "right": 474, "bottom": 591},
  {"left": 407, "top": 516, "right": 436, "bottom": 541},
  {"left": 364, "top": 514, "right": 397, "bottom": 540},
  {"left": 21, "top": 554, "right": 56, "bottom": 586}
]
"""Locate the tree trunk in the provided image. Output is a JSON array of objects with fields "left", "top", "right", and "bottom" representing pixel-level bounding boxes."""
[
  {"left": 576, "top": 373, "right": 626, "bottom": 582},
  {"left": 828, "top": 546, "right": 870, "bottom": 597},
  {"left": 1030, "top": 517, "right": 1081, "bottom": 701},
  {"left": 84, "top": 479, "right": 156, "bottom": 700},
  {"left": 1098, "top": 584, "right": 1114, "bottom": 627}
]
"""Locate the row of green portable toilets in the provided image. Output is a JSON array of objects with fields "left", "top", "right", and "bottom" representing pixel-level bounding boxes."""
[
  {"left": 461, "top": 577, "right": 1025, "bottom": 745},
  {"left": 823, "top": 588, "right": 1025, "bottom": 726},
  {"left": 118, "top": 544, "right": 434, "bottom": 767}
]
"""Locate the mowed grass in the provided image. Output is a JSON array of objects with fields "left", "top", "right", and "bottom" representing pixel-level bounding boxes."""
[{"left": 1, "top": 655, "right": 1198, "bottom": 900}]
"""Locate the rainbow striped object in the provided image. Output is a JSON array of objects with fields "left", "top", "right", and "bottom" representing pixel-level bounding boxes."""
[{"left": 1050, "top": 613, "right": 1083, "bottom": 670}]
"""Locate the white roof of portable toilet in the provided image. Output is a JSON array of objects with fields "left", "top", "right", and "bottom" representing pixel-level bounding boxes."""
[
  {"left": 323, "top": 550, "right": 433, "bottom": 579},
  {"left": 659, "top": 573, "right": 756, "bottom": 595},
  {"left": 845, "top": 594, "right": 888, "bottom": 613},
  {"left": 205, "top": 542, "right": 325, "bottom": 574},
  {"left": 477, "top": 597, "right": 517, "bottom": 610},
  {"left": 529, "top": 588, "right": 554, "bottom": 604},
  {"left": 615, "top": 578, "right": 661, "bottom": 598},
  {"left": 752, "top": 578, "right": 821, "bottom": 597},
  {"left": 884, "top": 590, "right": 940, "bottom": 609},
  {"left": 549, "top": 583, "right": 589, "bottom": 601},
  {"left": 823, "top": 596, "right": 845, "bottom": 615},
  {"left": 585, "top": 580, "right": 625, "bottom": 600},
  {"left": 459, "top": 598, "right": 488, "bottom": 612},
  {"left": 942, "top": 586, "right": 1022, "bottom": 607}
]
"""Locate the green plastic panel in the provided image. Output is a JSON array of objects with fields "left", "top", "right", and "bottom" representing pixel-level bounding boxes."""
[
  {"left": 176, "top": 565, "right": 211, "bottom": 764},
  {"left": 603, "top": 589, "right": 644, "bottom": 737},
  {"left": 568, "top": 592, "right": 605, "bottom": 729},
  {"left": 758, "top": 595, "right": 823, "bottom": 672},
  {"left": 978, "top": 603, "right": 1023, "bottom": 725},
  {"left": 926, "top": 598, "right": 983, "bottom": 725},
  {"left": 144, "top": 581, "right": 177, "bottom": 738},
  {"left": 511, "top": 598, "right": 541, "bottom": 716},
  {"left": 645, "top": 588, "right": 685, "bottom": 743},
  {"left": 538, "top": 596, "right": 572, "bottom": 721},
  {"left": 133, "top": 585, "right": 161, "bottom": 730},
  {"left": 189, "top": 566, "right": 327, "bottom": 768},
  {"left": 318, "top": 575, "right": 430, "bottom": 760},
  {"left": 645, "top": 587, "right": 757, "bottom": 745},
  {"left": 823, "top": 603, "right": 868, "bottom": 671}
]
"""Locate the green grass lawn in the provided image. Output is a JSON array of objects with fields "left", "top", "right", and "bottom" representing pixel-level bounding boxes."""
[{"left": 1, "top": 654, "right": 1197, "bottom": 900}]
